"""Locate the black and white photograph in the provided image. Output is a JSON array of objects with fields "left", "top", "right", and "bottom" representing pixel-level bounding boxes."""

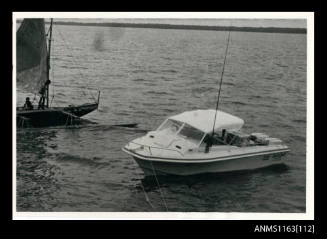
[{"left": 13, "top": 12, "right": 314, "bottom": 220}]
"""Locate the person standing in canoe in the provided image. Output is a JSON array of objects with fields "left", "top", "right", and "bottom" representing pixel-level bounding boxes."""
[{"left": 38, "top": 79, "right": 51, "bottom": 109}]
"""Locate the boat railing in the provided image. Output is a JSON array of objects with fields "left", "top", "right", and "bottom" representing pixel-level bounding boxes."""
[{"left": 128, "top": 141, "right": 185, "bottom": 156}]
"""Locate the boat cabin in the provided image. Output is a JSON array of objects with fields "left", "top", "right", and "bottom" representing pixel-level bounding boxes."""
[
  {"left": 150, "top": 110, "right": 250, "bottom": 150},
  {"left": 140, "top": 109, "right": 278, "bottom": 156},
  {"left": 155, "top": 117, "right": 252, "bottom": 150}
]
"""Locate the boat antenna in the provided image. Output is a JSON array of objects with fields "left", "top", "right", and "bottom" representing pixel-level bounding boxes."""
[
  {"left": 46, "top": 18, "right": 53, "bottom": 108},
  {"left": 211, "top": 28, "right": 231, "bottom": 140}
]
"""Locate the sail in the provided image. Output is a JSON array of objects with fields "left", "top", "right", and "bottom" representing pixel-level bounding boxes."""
[{"left": 16, "top": 19, "right": 48, "bottom": 94}]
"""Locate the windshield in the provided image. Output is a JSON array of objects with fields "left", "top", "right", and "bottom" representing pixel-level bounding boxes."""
[
  {"left": 157, "top": 119, "right": 183, "bottom": 134},
  {"left": 177, "top": 123, "right": 205, "bottom": 145}
]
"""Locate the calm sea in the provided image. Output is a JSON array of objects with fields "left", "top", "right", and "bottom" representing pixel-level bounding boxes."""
[{"left": 16, "top": 24, "right": 306, "bottom": 212}]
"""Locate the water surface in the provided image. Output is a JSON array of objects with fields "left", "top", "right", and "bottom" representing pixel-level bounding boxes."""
[{"left": 16, "top": 24, "right": 306, "bottom": 212}]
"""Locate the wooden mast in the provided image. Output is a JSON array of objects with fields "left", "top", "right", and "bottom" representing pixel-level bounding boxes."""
[{"left": 46, "top": 18, "right": 53, "bottom": 108}]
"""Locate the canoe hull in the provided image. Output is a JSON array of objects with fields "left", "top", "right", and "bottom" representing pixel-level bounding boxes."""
[{"left": 16, "top": 103, "right": 98, "bottom": 128}]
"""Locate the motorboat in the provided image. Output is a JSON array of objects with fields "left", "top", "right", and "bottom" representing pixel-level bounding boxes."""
[{"left": 122, "top": 109, "right": 290, "bottom": 176}]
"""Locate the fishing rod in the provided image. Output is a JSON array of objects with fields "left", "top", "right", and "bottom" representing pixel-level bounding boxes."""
[{"left": 208, "top": 28, "right": 231, "bottom": 151}]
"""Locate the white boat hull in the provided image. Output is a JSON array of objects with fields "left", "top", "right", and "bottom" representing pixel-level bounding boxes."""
[{"left": 125, "top": 149, "right": 288, "bottom": 176}]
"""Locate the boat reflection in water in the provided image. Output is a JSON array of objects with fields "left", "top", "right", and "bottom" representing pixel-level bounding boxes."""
[{"left": 122, "top": 109, "right": 290, "bottom": 176}]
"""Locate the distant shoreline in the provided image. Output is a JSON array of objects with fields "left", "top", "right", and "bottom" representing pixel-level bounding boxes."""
[
  {"left": 51, "top": 21, "right": 307, "bottom": 34},
  {"left": 17, "top": 20, "right": 307, "bottom": 34}
]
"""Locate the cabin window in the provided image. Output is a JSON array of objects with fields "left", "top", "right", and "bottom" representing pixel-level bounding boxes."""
[
  {"left": 157, "top": 119, "right": 183, "bottom": 134},
  {"left": 177, "top": 124, "right": 205, "bottom": 145}
]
